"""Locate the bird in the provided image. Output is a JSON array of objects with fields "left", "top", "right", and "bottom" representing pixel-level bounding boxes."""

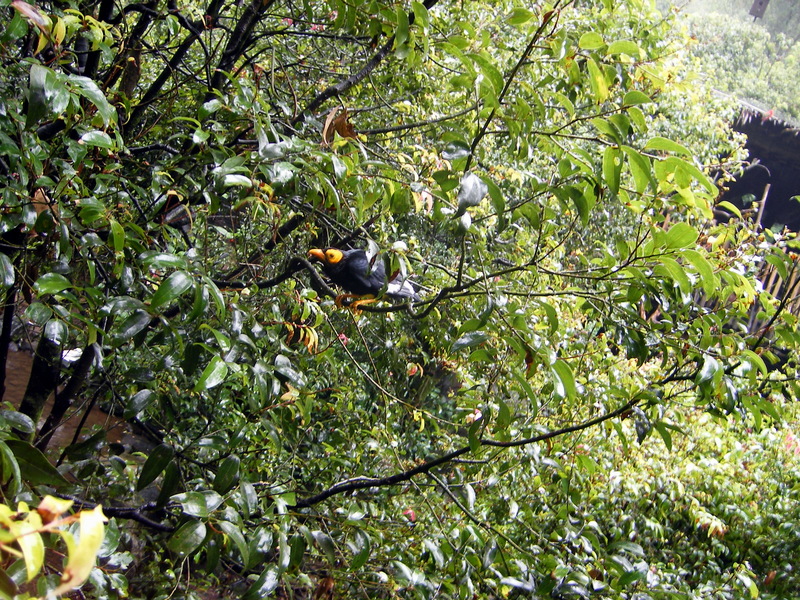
[{"left": 307, "top": 248, "right": 419, "bottom": 306}]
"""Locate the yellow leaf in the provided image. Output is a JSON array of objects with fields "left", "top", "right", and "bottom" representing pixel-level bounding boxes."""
[
  {"left": 37, "top": 495, "right": 73, "bottom": 525},
  {"left": 50, "top": 506, "right": 107, "bottom": 597},
  {"left": 17, "top": 511, "right": 44, "bottom": 581}
]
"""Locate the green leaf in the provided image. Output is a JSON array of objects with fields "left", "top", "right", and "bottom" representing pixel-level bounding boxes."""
[
  {"left": 0, "top": 410, "right": 34, "bottom": 434},
  {"left": 621, "top": 145, "right": 655, "bottom": 194},
  {"left": 0, "top": 567, "right": 19, "bottom": 597},
  {"left": 313, "top": 531, "right": 336, "bottom": 564},
  {"left": 468, "top": 421, "right": 481, "bottom": 453},
  {"left": 578, "top": 32, "right": 605, "bottom": 50},
  {"left": 739, "top": 349, "right": 768, "bottom": 376},
  {"left": 26, "top": 64, "right": 49, "bottom": 129},
  {"left": 213, "top": 455, "right": 240, "bottom": 494},
  {"left": 736, "top": 572, "right": 759, "bottom": 599},
  {"left": 655, "top": 256, "right": 691, "bottom": 295},
  {"left": 242, "top": 566, "right": 280, "bottom": 600},
  {"left": 34, "top": 272, "right": 72, "bottom": 295},
  {"left": 156, "top": 461, "right": 181, "bottom": 507},
  {"left": 274, "top": 354, "right": 305, "bottom": 387},
  {"left": 0, "top": 441, "right": 22, "bottom": 497},
  {"left": 645, "top": 136, "right": 691, "bottom": 157},
  {"left": 194, "top": 356, "right": 229, "bottom": 392},
  {"left": 167, "top": 521, "right": 207, "bottom": 556},
  {"left": 5, "top": 440, "right": 69, "bottom": 487},
  {"left": 665, "top": 222, "right": 698, "bottom": 249},
  {"left": 411, "top": 1, "right": 430, "bottom": 30},
  {"left": 681, "top": 249, "right": 717, "bottom": 293},
  {"left": 423, "top": 539, "right": 444, "bottom": 568},
  {"left": 618, "top": 569, "right": 646, "bottom": 586},
  {"left": 468, "top": 53, "right": 504, "bottom": 96},
  {"left": 222, "top": 174, "right": 252, "bottom": 188},
  {"left": 79, "top": 130, "right": 115, "bottom": 149},
  {"left": 139, "top": 252, "right": 188, "bottom": 269},
  {"left": 218, "top": 520, "right": 250, "bottom": 565},
  {"left": 716, "top": 200, "right": 742, "bottom": 219},
  {"left": 113, "top": 309, "right": 151, "bottom": 343},
  {"left": 136, "top": 444, "right": 174, "bottom": 491},
  {"left": 623, "top": 90, "right": 652, "bottom": 105},
  {"left": 663, "top": 156, "right": 716, "bottom": 194},
  {"left": 150, "top": 271, "right": 193, "bottom": 312},
  {"left": 350, "top": 529, "right": 371, "bottom": 571},
  {"left": 171, "top": 490, "right": 225, "bottom": 518},
  {"left": 0, "top": 254, "right": 14, "bottom": 289},
  {"left": 551, "top": 360, "right": 576, "bottom": 401},
  {"left": 607, "top": 40, "right": 640, "bottom": 56},
  {"left": 653, "top": 422, "right": 672, "bottom": 451},
  {"left": 71, "top": 76, "right": 116, "bottom": 126},
  {"left": 441, "top": 141, "right": 471, "bottom": 161},
  {"left": 506, "top": 7, "right": 535, "bottom": 25},
  {"left": 482, "top": 540, "right": 498, "bottom": 569},
  {"left": 124, "top": 389, "right": 154, "bottom": 420},
  {"left": 586, "top": 57, "right": 609, "bottom": 103},
  {"left": 696, "top": 355, "right": 721, "bottom": 385},
  {"left": 603, "top": 146, "right": 621, "bottom": 196},
  {"left": 452, "top": 331, "right": 489, "bottom": 352},
  {"left": 395, "top": 5, "right": 409, "bottom": 48}
]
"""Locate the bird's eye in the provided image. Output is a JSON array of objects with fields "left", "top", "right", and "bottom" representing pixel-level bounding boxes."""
[{"left": 326, "top": 250, "right": 336, "bottom": 260}]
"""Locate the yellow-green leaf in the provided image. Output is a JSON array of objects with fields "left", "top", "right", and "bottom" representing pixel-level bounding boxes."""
[
  {"left": 16, "top": 511, "right": 44, "bottom": 581},
  {"left": 51, "top": 506, "right": 107, "bottom": 597},
  {"left": 578, "top": 32, "right": 605, "bottom": 50},
  {"left": 586, "top": 57, "right": 609, "bottom": 103}
]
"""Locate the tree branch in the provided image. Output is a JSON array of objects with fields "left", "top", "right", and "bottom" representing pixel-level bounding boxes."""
[
  {"left": 206, "top": 0, "right": 279, "bottom": 100},
  {"left": 290, "top": 397, "right": 639, "bottom": 508},
  {"left": 292, "top": 0, "right": 440, "bottom": 125}
]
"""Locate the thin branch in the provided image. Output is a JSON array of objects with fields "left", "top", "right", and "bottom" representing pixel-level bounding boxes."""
[
  {"left": 292, "top": 0, "right": 440, "bottom": 124},
  {"left": 58, "top": 495, "right": 175, "bottom": 532},
  {"left": 290, "top": 397, "right": 639, "bottom": 508}
]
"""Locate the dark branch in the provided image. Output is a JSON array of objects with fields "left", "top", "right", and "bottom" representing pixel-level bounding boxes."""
[
  {"left": 291, "top": 397, "right": 640, "bottom": 508},
  {"left": 292, "top": 0, "right": 440, "bottom": 125},
  {"left": 58, "top": 494, "right": 175, "bottom": 532}
]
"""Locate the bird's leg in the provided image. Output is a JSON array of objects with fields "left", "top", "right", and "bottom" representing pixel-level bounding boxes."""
[
  {"left": 350, "top": 297, "right": 378, "bottom": 313},
  {"left": 334, "top": 293, "right": 360, "bottom": 308}
]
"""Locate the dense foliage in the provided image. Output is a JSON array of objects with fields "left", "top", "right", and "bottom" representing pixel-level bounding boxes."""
[
  {"left": 0, "top": 0, "right": 798, "bottom": 597},
  {"left": 677, "top": 0, "right": 800, "bottom": 121}
]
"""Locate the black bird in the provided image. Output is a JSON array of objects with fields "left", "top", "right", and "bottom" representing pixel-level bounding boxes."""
[{"left": 307, "top": 248, "right": 418, "bottom": 303}]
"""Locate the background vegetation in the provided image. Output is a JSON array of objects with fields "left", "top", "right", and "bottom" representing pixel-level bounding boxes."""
[
  {"left": 676, "top": 0, "right": 800, "bottom": 121},
  {"left": 0, "top": 0, "right": 798, "bottom": 598}
]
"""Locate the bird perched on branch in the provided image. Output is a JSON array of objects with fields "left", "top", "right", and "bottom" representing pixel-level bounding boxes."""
[{"left": 308, "top": 248, "right": 419, "bottom": 306}]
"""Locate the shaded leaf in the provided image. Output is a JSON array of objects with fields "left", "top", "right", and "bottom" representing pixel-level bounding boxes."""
[
  {"left": 167, "top": 520, "right": 206, "bottom": 556},
  {"left": 136, "top": 444, "right": 174, "bottom": 491},
  {"left": 150, "top": 271, "right": 193, "bottom": 312},
  {"left": 6, "top": 440, "right": 69, "bottom": 487}
]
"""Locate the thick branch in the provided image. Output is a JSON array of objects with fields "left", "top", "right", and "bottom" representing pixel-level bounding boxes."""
[
  {"left": 36, "top": 345, "right": 98, "bottom": 452},
  {"left": 128, "top": 0, "right": 225, "bottom": 130},
  {"left": 206, "top": 0, "right": 278, "bottom": 100}
]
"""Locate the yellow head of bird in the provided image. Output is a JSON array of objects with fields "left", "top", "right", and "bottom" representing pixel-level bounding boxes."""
[{"left": 308, "top": 248, "right": 344, "bottom": 264}]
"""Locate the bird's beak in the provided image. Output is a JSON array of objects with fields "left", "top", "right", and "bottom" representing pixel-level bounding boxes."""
[{"left": 308, "top": 248, "right": 326, "bottom": 262}]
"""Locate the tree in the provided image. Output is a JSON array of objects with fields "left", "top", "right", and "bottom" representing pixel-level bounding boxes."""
[{"left": 0, "top": 0, "right": 796, "bottom": 597}]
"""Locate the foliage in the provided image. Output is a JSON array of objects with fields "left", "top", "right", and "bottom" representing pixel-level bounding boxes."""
[
  {"left": 670, "top": 0, "right": 800, "bottom": 121},
  {"left": 0, "top": 0, "right": 797, "bottom": 597},
  {"left": 0, "top": 495, "right": 106, "bottom": 599}
]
